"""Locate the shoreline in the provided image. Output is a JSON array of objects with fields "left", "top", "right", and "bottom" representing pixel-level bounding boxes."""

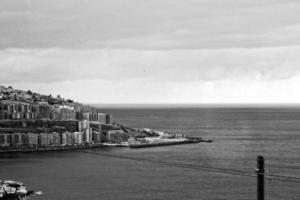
[
  {"left": 0, "top": 143, "right": 104, "bottom": 154},
  {"left": 0, "top": 138, "right": 213, "bottom": 153}
]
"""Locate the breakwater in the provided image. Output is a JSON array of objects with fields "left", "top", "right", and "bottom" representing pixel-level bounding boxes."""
[{"left": 129, "top": 138, "right": 212, "bottom": 148}]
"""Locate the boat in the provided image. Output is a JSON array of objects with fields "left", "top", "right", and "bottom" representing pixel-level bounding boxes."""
[{"left": 0, "top": 180, "right": 42, "bottom": 200}]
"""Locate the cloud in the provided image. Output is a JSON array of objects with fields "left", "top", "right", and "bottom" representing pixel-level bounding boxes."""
[
  {"left": 0, "top": 46, "right": 300, "bottom": 84},
  {"left": 1, "top": 0, "right": 300, "bottom": 103},
  {"left": 0, "top": 0, "right": 300, "bottom": 49},
  {"left": 7, "top": 74, "right": 300, "bottom": 104}
]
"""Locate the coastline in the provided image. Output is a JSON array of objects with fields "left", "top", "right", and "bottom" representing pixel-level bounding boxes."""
[
  {"left": 0, "top": 138, "right": 213, "bottom": 153},
  {"left": 0, "top": 143, "right": 103, "bottom": 154}
]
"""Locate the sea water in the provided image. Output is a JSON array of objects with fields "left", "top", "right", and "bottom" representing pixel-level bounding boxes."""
[{"left": 0, "top": 106, "right": 299, "bottom": 200}]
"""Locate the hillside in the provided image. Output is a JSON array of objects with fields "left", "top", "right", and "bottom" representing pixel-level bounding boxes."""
[{"left": 0, "top": 85, "right": 76, "bottom": 106}]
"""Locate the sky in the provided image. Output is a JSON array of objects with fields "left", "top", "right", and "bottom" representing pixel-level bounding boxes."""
[{"left": 1, "top": 0, "right": 300, "bottom": 104}]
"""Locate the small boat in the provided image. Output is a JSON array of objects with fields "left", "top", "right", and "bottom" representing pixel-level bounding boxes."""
[{"left": 0, "top": 180, "right": 42, "bottom": 200}]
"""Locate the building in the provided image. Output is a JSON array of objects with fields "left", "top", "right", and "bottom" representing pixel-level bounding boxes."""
[
  {"left": 78, "top": 120, "right": 91, "bottom": 138},
  {"left": 105, "top": 114, "right": 113, "bottom": 124},
  {"left": 73, "top": 132, "right": 83, "bottom": 145},
  {"left": 12, "top": 133, "right": 23, "bottom": 147},
  {"left": 52, "top": 132, "right": 60, "bottom": 146},
  {"left": 79, "top": 120, "right": 88, "bottom": 131},
  {"left": 82, "top": 112, "right": 111, "bottom": 124},
  {"left": 0, "top": 134, "right": 9, "bottom": 147},
  {"left": 38, "top": 133, "right": 49, "bottom": 147},
  {"left": 92, "top": 131, "right": 101, "bottom": 143},
  {"left": 97, "top": 113, "right": 106, "bottom": 124},
  {"left": 77, "top": 132, "right": 83, "bottom": 144},
  {"left": 60, "top": 132, "right": 67, "bottom": 146},
  {"left": 83, "top": 128, "right": 92, "bottom": 143},
  {"left": 6, "top": 134, "right": 12, "bottom": 146},
  {"left": 50, "top": 105, "right": 76, "bottom": 120},
  {"left": 0, "top": 100, "right": 48, "bottom": 120},
  {"left": 28, "top": 133, "right": 38, "bottom": 147},
  {"left": 0, "top": 100, "right": 39, "bottom": 120},
  {"left": 0, "top": 134, "right": 4, "bottom": 146},
  {"left": 76, "top": 112, "right": 83, "bottom": 120},
  {"left": 37, "top": 103, "right": 51, "bottom": 120},
  {"left": 0, "top": 134, "right": 13, "bottom": 147},
  {"left": 21, "top": 133, "right": 30, "bottom": 146},
  {"left": 38, "top": 133, "right": 51, "bottom": 147},
  {"left": 47, "top": 134, "right": 54, "bottom": 146}
]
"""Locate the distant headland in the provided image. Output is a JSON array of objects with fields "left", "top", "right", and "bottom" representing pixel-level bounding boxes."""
[{"left": 0, "top": 85, "right": 209, "bottom": 153}]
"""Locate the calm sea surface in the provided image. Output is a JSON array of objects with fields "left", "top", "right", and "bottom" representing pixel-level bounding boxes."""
[{"left": 0, "top": 106, "right": 299, "bottom": 200}]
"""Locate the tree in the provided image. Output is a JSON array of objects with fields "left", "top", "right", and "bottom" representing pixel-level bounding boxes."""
[{"left": 32, "top": 94, "right": 38, "bottom": 103}]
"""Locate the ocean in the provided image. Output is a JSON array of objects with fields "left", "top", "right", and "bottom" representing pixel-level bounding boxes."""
[{"left": 0, "top": 106, "right": 299, "bottom": 200}]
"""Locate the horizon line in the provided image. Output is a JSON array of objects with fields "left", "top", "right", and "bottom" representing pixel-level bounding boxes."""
[{"left": 88, "top": 102, "right": 300, "bottom": 108}]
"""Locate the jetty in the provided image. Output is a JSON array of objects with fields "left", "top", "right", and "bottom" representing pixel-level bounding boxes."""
[{"left": 129, "top": 137, "right": 212, "bottom": 148}]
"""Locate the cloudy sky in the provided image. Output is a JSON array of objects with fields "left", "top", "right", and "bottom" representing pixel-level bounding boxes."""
[{"left": 1, "top": 0, "right": 300, "bottom": 104}]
